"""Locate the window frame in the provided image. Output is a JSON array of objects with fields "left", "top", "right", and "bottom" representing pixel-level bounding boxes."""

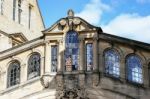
[
  {"left": 126, "top": 54, "right": 143, "bottom": 84},
  {"left": 86, "top": 43, "right": 93, "bottom": 72},
  {"left": 51, "top": 45, "right": 58, "bottom": 73},
  {"left": 27, "top": 53, "right": 41, "bottom": 80},
  {"left": 7, "top": 61, "right": 20, "bottom": 88},
  {"left": 104, "top": 49, "right": 120, "bottom": 78},
  {"left": 65, "top": 31, "right": 79, "bottom": 72}
]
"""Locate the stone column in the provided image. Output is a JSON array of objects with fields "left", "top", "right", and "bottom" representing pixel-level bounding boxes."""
[
  {"left": 92, "top": 37, "right": 100, "bottom": 87},
  {"left": 99, "top": 50, "right": 104, "bottom": 76},
  {"left": 93, "top": 37, "right": 98, "bottom": 72},
  {"left": 40, "top": 41, "right": 52, "bottom": 88},
  {"left": 57, "top": 40, "right": 63, "bottom": 74},
  {"left": 120, "top": 58, "right": 126, "bottom": 82},
  {"left": 143, "top": 64, "right": 149, "bottom": 88},
  {"left": 44, "top": 41, "right": 51, "bottom": 74},
  {"left": 79, "top": 37, "right": 84, "bottom": 72}
]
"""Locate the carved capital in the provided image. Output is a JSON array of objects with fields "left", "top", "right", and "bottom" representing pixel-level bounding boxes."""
[{"left": 78, "top": 36, "right": 84, "bottom": 42}]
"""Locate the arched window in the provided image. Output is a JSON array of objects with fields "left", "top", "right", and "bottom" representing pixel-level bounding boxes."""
[
  {"left": 126, "top": 55, "right": 143, "bottom": 84},
  {"left": 65, "top": 31, "right": 79, "bottom": 71},
  {"left": 104, "top": 49, "right": 120, "bottom": 77},
  {"left": 28, "top": 53, "right": 40, "bottom": 79},
  {"left": 7, "top": 61, "right": 20, "bottom": 87}
]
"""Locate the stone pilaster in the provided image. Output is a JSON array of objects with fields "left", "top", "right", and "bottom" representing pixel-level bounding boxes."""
[
  {"left": 44, "top": 41, "right": 51, "bottom": 74},
  {"left": 120, "top": 58, "right": 126, "bottom": 82},
  {"left": 93, "top": 37, "right": 98, "bottom": 72},
  {"left": 57, "top": 39, "right": 63, "bottom": 74},
  {"left": 143, "top": 64, "right": 149, "bottom": 88},
  {"left": 79, "top": 37, "right": 84, "bottom": 72}
]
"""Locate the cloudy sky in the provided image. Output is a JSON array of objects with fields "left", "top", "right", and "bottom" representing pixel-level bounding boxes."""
[{"left": 38, "top": 0, "right": 150, "bottom": 43}]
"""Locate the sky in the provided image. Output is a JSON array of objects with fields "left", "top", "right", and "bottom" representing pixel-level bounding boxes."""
[{"left": 38, "top": 0, "right": 150, "bottom": 43}]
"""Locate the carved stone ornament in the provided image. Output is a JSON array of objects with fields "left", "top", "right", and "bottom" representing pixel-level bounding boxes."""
[
  {"left": 56, "top": 75, "right": 89, "bottom": 99},
  {"left": 40, "top": 75, "right": 51, "bottom": 88},
  {"left": 73, "top": 18, "right": 81, "bottom": 25},
  {"left": 68, "top": 9, "right": 74, "bottom": 17},
  {"left": 60, "top": 19, "right": 67, "bottom": 26},
  {"left": 92, "top": 74, "right": 99, "bottom": 87}
]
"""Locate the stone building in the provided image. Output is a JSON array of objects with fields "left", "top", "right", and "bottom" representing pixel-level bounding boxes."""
[
  {"left": 0, "top": 2, "right": 150, "bottom": 99},
  {"left": 0, "top": 0, "right": 44, "bottom": 51}
]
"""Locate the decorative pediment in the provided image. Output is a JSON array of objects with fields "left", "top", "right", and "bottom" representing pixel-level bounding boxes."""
[{"left": 42, "top": 10, "right": 102, "bottom": 34}]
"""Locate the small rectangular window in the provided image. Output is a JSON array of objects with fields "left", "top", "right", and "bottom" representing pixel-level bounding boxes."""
[
  {"left": 0, "top": 0, "right": 4, "bottom": 15},
  {"left": 18, "top": 0, "right": 22, "bottom": 24},
  {"left": 28, "top": 5, "right": 32, "bottom": 29},
  {"left": 13, "top": 0, "right": 16, "bottom": 20},
  {"left": 86, "top": 43, "right": 93, "bottom": 71},
  {"left": 51, "top": 45, "right": 58, "bottom": 72}
]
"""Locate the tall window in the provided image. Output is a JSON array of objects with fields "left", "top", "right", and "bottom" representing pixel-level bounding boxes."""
[
  {"left": 13, "top": 0, "right": 16, "bottom": 20},
  {"left": 104, "top": 49, "right": 120, "bottom": 77},
  {"left": 28, "top": 53, "right": 40, "bottom": 79},
  {"left": 86, "top": 43, "right": 93, "bottom": 71},
  {"left": 126, "top": 55, "right": 143, "bottom": 84},
  {"left": 7, "top": 61, "right": 20, "bottom": 88},
  {"left": 28, "top": 5, "right": 32, "bottom": 29},
  {"left": 65, "top": 31, "right": 79, "bottom": 71},
  {"left": 51, "top": 45, "right": 58, "bottom": 72},
  {"left": 18, "top": 0, "right": 22, "bottom": 23},
  {"left": 0, "top": 0, "right": 4, "bottom": 15}
]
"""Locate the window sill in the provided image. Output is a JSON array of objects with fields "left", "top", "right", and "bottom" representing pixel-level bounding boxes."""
[
  {"left": 22, "top": 76, "right": 40, "bottom": 87},
  {"left": 0, "top": 76, "right": 41, "bottom": 95},
  {"left": 0, "top": 84, "right": 19, "bottom": 95},
  {"left": 104, "top": 73, "right": 123, "bottom": 83},
  {"left": 126, "top": 80, "right": 145, "bottom": 88},
  {"left": 64, "top": 71, "right": 79, "bottom": 75},
  {"left": 50, "top": 72, "right": 57, "bottom": 76}
]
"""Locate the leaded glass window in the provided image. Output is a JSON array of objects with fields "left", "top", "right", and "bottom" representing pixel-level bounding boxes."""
[
  {"left": 7, "top": 61, "right": 20, "bottom": 88},
  {"left": 28, "top": 53, "right": 40, "bottom": 79},
  {"left": 51, "top": 45, "right": 57, "bottom": 72},
  {"left": 18, "top": 0, "right": 22, "bottom": 23},
  {"left": 86, "top": 43, "right": 93, "bottom": 71},
  {"left": 126, "top": 55, "right": 143, "bottom": 84},
  {"left": 65, "top": 31, "right": 79, "bottom": 71},
  {"left": 104, "top": 49, "right": 120, "bottom": 77}
]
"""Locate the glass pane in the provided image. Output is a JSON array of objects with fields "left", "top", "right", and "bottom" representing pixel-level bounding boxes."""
[
  {"left": 28, "top": 53, "right": 40, "bottom": 79},
  {"left": 86, "top": 43, "right": 93, "bottom": 71},
  {"left": 105, "top": 50, "right": 120, "bottom": 77},
  {"left": 51, "top": 46, "right": 57, "bottom": 72},
  {"left": 127, "top": 55, "right": 143, "bottom": 83},
  {"left": 65, "top": 31, "right": 79, "bottom": 71},
  {"left": 8, "top": 61, "right": 20, "bottom": 87}
]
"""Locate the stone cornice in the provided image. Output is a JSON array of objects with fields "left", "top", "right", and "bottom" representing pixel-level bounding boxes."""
[
  {"left": 0, "top": 37, "right": 44, "bottom": 61},
  {"left": 99, "top": 32, "right": 150, "bottom": 51}
]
